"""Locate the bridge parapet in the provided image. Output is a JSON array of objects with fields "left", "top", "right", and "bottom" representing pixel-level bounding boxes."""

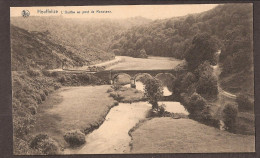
[{"left": 94, "top": 69, "right": 180, "bottom": 84}]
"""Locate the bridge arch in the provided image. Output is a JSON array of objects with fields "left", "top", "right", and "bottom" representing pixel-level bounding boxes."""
[
  {"left": 155, "top": 73, "right": 176, "bottom": 80},
  {"left": 155, "top": 73, "right": 176, "bottom": 93},
  {"left": 134, "top": 73, "right": 154, "bottom": 83},
  {"left": 112, "top": 73, "right": 132, "bottom": 84}
]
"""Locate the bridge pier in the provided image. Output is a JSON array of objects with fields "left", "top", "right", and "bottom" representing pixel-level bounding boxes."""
[{"left": 130, "top": 77, "right": 136, "bottom": 88}]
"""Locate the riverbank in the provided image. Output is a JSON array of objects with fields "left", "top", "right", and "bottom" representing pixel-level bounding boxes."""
[
  {"left": 130, "top": 117, "right": 255, "bottom": 153},
  {"left": 65, "top": 102, "right": 151, "bottom": 154},
  {"left": 31, "top": 85, "right": 117, "bottom": 149}
]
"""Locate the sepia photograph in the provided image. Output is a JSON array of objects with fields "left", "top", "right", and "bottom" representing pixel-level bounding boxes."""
[{"left": 10, "top": 3, "right": 254, "bottom": 155}]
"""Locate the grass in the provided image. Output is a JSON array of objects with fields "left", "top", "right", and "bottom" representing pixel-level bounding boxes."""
[
  {"left": 210, "top": 98, "right": 255, "bottom": 135},
  {"left": 130, "top": 117, "right": 255, "bottom": 153},
  {"left": 31, "top": 85, "right": 117, "bottom": 148},
  {"left": 107, "top": 56, "right": 183, "bottom": 70}
]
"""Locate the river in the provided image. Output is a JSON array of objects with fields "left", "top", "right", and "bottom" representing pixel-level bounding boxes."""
[{"left": 64, "top": 82, "right": 188, "bottom": 154}]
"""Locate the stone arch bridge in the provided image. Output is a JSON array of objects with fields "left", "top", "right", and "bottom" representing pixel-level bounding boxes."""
[{"left": 94, "top": 69, "right": 180, "bottom": 85}]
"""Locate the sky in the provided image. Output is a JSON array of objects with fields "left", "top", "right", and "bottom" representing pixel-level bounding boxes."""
[{"left": 10, "top": 4, "right": 219, "bottom": 20}]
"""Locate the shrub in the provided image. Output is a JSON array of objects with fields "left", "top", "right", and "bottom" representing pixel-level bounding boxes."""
[
  {"left": 78, "top": 74, "right": 90, "bottom": 83},
  {"left": 236, "top": 94, "right": 254, "bottom": 111},
  {"left": 137, "top": 49, "right": 148, "bottom": 58},
  {"left": 107, "top": 88, "right": 113, "bottom": 93},
  {"left": 196, "top": 69, "right": 218, "bottom": 98},
  {"left": 144, "top": 78, "right": 163, "bottom": 110},
  {"left": 53, "top": 83, "right": 61, "bottom": 90},
  {"left": 51, "top": 71, "right": 59, "bottom": 77},
  {"left": 63, "top": 130, "right": 86, "bottom": 147},
  {"left": 42, "top": 70, "right": 52, "bottom": 77},
  {"left": 109, "top": 92, "right": 123, "bottom": 102},
  {"left": 113, "top": 101, "right": 119, "bottom": 106},
  {"left": 28, "top": 106, "right": 37, "bottom": 115},
  {"left": 223, "top": 103, "right": 238, "bottom": 131},
  {"left": 112, "top": 84, "right": 122, "bottom": 91},
  {"left": 30, "top": 134, "right": 59, "bottom": 155},
  {"left": 58, "top": 76, "right": 66, "bottom": 83},
  {"left": 40, "top": 92, "right": 46, "bottom": 101},
  {"left": 27, "top": 69, "right": 40, "bottom": 77},
  {"left": 43, "top": 89, "right": 49, "bottom": 96},
  {"left": 158, "top": 104, "right": 166, "bottom": 116},
  {"left": 14, "top": 137, "right": 40, "bottom": 155},
  {"left": 35, "top": 94, "right": 42, "bottom": 104},
  {"left": 187, "top": 92, "right": 207, "bottom": 117}
]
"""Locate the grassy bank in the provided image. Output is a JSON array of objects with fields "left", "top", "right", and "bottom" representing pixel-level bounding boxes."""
[
  {"left": 12, "top": 70, "right": 107, "bottom": 155},
  {"left": 130, "top": 117, "right": 255, "bottom": 153},
  {"left": 31, "top": 85, "right": 118, "bottom": 150}
]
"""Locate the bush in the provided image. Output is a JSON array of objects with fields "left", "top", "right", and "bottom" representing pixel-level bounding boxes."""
[
  {"left": 43, "top": 89, "right": 49, "bottom": 96},
  {"left": 109, "top": 92, "right": 123, "bottom": 102},
  {"left": 30, "top": 134, "right": 59, "bottom": 155},
  {"left": 27, "top": 69, "right": 40, "bottom": 77},
  {"left": 158, "top": 104, "right": 166, "bottom": 116},
  {"left": 144, "top": 78, "right": 163, "bottom": 110},
  {"left": 113, "top": 101, "right": 119, "bottom": 106},
  {"left": 112, "top": 84, "right": 122, "bottom": 91},
  {"left": 58, "top": 76, "right": 66, "bottom": 83},
  {"left": 236, "top": 94, "right": 254, "bottom": 111},
  {"left": 28, "top": 106, "right": 37, "bottom": 115},
  {"left": 42, "top": 70, "right": 52, "bottom": 77},
  {"left": 63, "top": 130, "right": 86, "bottom": 147},
  {"left": 187, "top": 92, "right": 207, "bottom": 117},
  {"left": 51, "top": 71, "right": 59, "bottom": 77},
  {"left": 53, "top": 83, "right": 61, "bottom": 90},
  {"left": 40, "top": 92, "right": 46, "bottom": 101},
  {"left": 223, "top": 103, "right": 238, "bottom": 131},
  {"left": 196, "top": 69, "right": 218, "bottom": 98},
  {"left": 107, "top": 88, "right": 113, "bottom": 93}
]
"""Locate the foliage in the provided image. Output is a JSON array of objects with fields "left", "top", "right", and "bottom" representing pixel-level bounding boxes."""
[
  {"left": 186, "top": 92, "right": 207, "bottom": 117},
  {"left": 236, "top": 94, "right": 254, "bottom": 111},
  {"left": 10, "top": 24, "right": 115, "bottom": 71},
  {"left": 109, "top": 86, "right": 144, "bottom": 103},
  {"left": 27, "top": 69, "right": 40, "bottom": 77},
  {"left": 185, "top": 32, "right": 220, "bottom": 71},
  {"left": 30, "top": 134, "right": 59, "bottom": 155},
  {"left": 144, "top": 78, "right": 163, "bottom": 110},
  {"left": 63, "top": 130, "right": 86, "bottom": 147},
  {"left": 12, "top": 71, "right": 63, "bottom": 154},
  {"left": 196, "top": 62, "right": 218, "bottom": 98},
  {"left": 137, "top": 49, "right": 148, "bottom": 58},
  {"left": 58, "top": 73, "right": 103, "bottom": 86},
  {"left": 223, "top": 103, "right": 238, "bottom": 131},
  {"left": 109, "top": 4, "right": 253, "bottom": 95}
]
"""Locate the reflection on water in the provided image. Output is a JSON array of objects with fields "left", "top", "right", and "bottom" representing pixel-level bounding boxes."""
[
  {"left": 159, "top": 101, "right": 189, "bottom": 115},
  {"left": 124, "top": 81, "right": 172, "bottom": 96}
]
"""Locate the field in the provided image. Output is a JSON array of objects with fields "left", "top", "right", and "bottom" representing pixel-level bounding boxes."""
[
  {"left": 130, "top": 118, "right": 255, "bottom": 153},
  {"left": 31, "top": 85, "right": 117, "bottom": 148},
  {"left": 107, "top": 56, "right": 183, "bottom": 70}
]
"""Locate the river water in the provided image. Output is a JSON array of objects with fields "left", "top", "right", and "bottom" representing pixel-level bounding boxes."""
[{"left": 65, "top": 82, "right": 188, "bottom": 154}]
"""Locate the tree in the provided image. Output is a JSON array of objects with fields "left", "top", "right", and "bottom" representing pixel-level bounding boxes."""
[
  {"left": 195, "top": 61, "right": 218, "bottom": 98},
  {"left": 185, "top": 33, "right": 220, "bottom": 71},
  {"left": 223, "top": 103, "right": 238, "bottom": 131},
  {"left": 137, "top": 49, "right": 148, "bottom": 58},
  {"left": 187, "top": 92, "right": 207, "bottom": 117},
  {"left": 144, "top": 78, "right": 163, "bottom": 110}
]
